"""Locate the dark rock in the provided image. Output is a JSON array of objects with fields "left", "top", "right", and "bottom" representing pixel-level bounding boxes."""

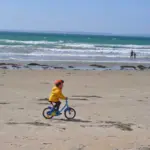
[
  {"left": 27, "top": 63, "right": 49, "bottom": 69},
  {"left": 120, "top": 65, "right": 137, "bottom": 70},
  {"left": 0, "top": 66, "right": 8, "bottom": 69},
  {"left": 68, "top": 66, "right": 74, "bottom": 68},
  {"left": 0, "top": 63, "right": 21, "bottom": 69},
  {"left": 73, "top": 69, "right": 80, "bottom": 70},
  {"left": 12, "top": 64, "right": 21, "bottom": 69},
  {"left": 0, "top": 63, "right": 7, "bottom": 65},
  {"left": 90, "top": 64, "right": 106, "bottom": 68},
  {"left": 28, "top": 63, "right": 41, "bottom": 66},
  {"left": 53, "top": 66, "right": 64, "bottom": 69},
  {"left": 137, "top": 65, "right": 147, "bottom": 70},
  {"left": 0, "top": 63, "right": 20, "bottom": 66}
]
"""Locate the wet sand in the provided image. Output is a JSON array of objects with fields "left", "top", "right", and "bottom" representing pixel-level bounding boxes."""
[
  {"left": 1, "top": 61, "right": 150, "bottom": 71},
  {"left": 0, "top": 70, "right": 150, "bottom": 150}
]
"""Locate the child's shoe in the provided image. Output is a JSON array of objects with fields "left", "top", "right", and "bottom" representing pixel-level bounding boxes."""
[{"left": 51, "top": 111, "right": 56, "bottom": 116}]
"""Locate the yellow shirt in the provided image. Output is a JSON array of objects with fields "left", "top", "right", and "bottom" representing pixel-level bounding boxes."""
[{"left": 49, "top": 86, "right": 66, "bottom": 102}]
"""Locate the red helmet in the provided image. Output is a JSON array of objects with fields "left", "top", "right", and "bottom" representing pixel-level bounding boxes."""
[{"left": 54, "top": 80, "right": 64, "bottom": 86}]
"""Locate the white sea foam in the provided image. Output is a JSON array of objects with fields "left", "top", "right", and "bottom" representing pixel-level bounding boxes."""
[
  {"left": 0, "top": 39, "right": 58, "bottom": 45},
  {"left": 36, "top": 48, "right": 150, "bottom": 56},
  {"left": 0, "top": 38, "right": 150, "bottom": 49},
  {"left": 59, "top": 43, "right": 95, "bottom": 49},
  {"left": 1, "top": 44, "right": 150, "bottom": 55},
  {"left": 0, "top": 51, "right": 149, "bottom": 59},
  {"left": 0, "top": 39, "right": 150, "bottom": 62}
]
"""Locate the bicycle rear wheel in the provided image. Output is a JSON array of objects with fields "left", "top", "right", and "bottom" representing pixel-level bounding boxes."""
[
  {"left": 42, "top": 108, "right": 54, "bottom": 119},
  {"left": 64, "top": 107, "right": 76, "bottom": 120}
]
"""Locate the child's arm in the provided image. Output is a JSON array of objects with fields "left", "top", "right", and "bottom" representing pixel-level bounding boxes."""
[{"left": 58, "top": 90, "right": 66, "bottom": 100}]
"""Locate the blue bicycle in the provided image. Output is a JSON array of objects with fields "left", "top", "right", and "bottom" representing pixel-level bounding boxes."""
[{"left": 42, "top": 100, "right": 76, "bottom": 120}]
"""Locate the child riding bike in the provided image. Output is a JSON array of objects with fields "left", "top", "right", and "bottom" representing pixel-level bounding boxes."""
[{"left": 49, "top": 80, "right": 67, "bottom": 115}]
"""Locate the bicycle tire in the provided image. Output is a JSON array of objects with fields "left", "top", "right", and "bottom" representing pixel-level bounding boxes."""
[
  {"left": 64, "top": 107, "right": 76, "bottom": 120},
  {"left": 42, "top": 108, "right": 54, "bottom": 119}
]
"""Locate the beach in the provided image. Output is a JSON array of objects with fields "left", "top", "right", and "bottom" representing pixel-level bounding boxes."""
[{"left": 0, "top": 69, "right": 150, "bottom": 150}]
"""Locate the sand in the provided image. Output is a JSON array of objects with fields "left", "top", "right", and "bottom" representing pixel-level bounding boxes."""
[{"left": 0, "top": 69, "right": 150, "bottom": 150}]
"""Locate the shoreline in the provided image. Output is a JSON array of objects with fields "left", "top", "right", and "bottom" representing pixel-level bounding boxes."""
[
  {"left": 0, "top": 61, "right": 150, "bottom": 71},
  {"left": 0, "top": 62, "right": 150, "bottom": 71}
]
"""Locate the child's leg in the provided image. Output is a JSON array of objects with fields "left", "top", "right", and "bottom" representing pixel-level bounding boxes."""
[{"left": 54, "top": 101, "right": 61, "bottom": 112}]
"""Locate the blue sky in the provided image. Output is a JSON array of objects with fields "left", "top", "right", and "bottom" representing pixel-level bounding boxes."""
[{"left": 0, "top": 0, "right": 149, "bottom": 35}]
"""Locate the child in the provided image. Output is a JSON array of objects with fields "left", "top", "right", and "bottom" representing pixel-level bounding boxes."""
[{"left": 49, "top": 80, "right": 67, "bottom": 115}]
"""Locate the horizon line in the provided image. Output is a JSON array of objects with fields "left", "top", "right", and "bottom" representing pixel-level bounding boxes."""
[{"left": 0, "top": 29, "right": 150, "bottom": 38}]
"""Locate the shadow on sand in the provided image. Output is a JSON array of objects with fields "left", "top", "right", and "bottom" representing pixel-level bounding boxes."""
[
  {"left": 53, "top": 118, "right": 91, "bottom": 123},
  {"left": 6, "top": 121, "right": 51, "bottom": 127},
  {"left": 0, "top": 102, "right": 9, "bottom": 105},
  {"left": 72, "top": 95, "right": 102, "bottom": 98}
]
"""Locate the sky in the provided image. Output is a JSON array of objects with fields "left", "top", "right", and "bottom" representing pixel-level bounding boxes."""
[{"left": 0, "top": 0, "right": 150, "bottom": 35}]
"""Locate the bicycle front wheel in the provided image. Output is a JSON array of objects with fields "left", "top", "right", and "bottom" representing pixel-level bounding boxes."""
[{"left": 64, "top": 107, "right": 76, "bottom": 120}]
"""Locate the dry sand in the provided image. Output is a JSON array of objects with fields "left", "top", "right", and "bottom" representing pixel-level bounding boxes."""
[{"left": 0, "top": 69, "right": 150, "bottom": 150}]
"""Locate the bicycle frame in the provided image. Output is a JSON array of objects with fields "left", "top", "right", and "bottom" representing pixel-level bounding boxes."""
[
  {"left": 48, "top": 100, "right": 70, "bottom": 113},
  {"left": 59, "top": 100, "right": 69, "bottom": 113}
]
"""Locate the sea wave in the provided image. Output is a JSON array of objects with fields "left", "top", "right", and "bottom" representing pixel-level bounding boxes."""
[
  {"left": 1, "top": 45, "right": 150, "bottom": 57},
  {"left": 0, "top": 38, "right": 148, "bottom": 49},
  {"left": 36, "top": 47, "right": 150, "bottom": 56},
  {"left": 0, "top": 51, "right": 150, "bottom": 58},
  {"left": 0, "top": 39, "right": 59, "bottom": 45},
  {"left": 0, "top": 39, "right": 150, "bottom": 62},
  {"left": 1, "top": 39, "right": 150, "bottom": 49}
]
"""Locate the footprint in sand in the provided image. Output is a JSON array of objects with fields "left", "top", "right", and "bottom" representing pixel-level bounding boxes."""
[
  {"left": 138, "top": 147, "right": 150, "bottom": 150},
  {"left": 37, "top": 98, "right": 49, "bottom": 101},
  {"left": 38, "top": 102, "right": 50, "bottom": 105},
  {"left": 70, "top": 98, "right": 88, "bottom": 101},
  {"left": 6, "top": 121, "right": 51, "bottom": 127},
  {"left": 0, "top": 102, "right": 9, "bottom": 105}
]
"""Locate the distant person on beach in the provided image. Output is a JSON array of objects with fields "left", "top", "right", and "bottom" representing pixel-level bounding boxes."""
[
  {"left": 130, "top": 50, "right": 134, "bottom": 58},
  {"left": 133, "top": 52, "right": 136, "bottom": 59}
]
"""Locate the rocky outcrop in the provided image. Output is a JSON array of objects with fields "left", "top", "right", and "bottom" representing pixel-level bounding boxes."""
[
  {"left": 90, "top": 64, "right": 106, "bottom": 68},
  {"left": 28, "top": 63, "right": 41, "bottom": 66},
  {"left": 0, "top": 66, "right": 8, "bottom": 69},
  {"left": 27, "top": 63, "right": 49, "bottom": 67},
  {"left": 68, "top": 66, "right": 74, "bottom": 68},
  {"left": 120, "top": 66, "right": 137, "bottom": 70},
  {"left": 137, "top": 65, "right": 147, "bottom": 70},
  {"left": 0, "top": 63, "right": 21, "bottom": 69},
  {"left": 53, "top": 66, "right": 65, "bottom": 69},
  {"left": 27, "top": 63, "right": 50, "bottom": 69}
]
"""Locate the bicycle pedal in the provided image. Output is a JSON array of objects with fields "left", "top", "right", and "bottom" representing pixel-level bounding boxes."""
[{"left": 56, "top": 112, "right": 62, "bottom": 116}]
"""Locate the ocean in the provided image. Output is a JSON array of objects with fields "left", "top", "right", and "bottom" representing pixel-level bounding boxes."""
[{"left": 0, "top": 31, "right": 150, "bottom": 63}]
